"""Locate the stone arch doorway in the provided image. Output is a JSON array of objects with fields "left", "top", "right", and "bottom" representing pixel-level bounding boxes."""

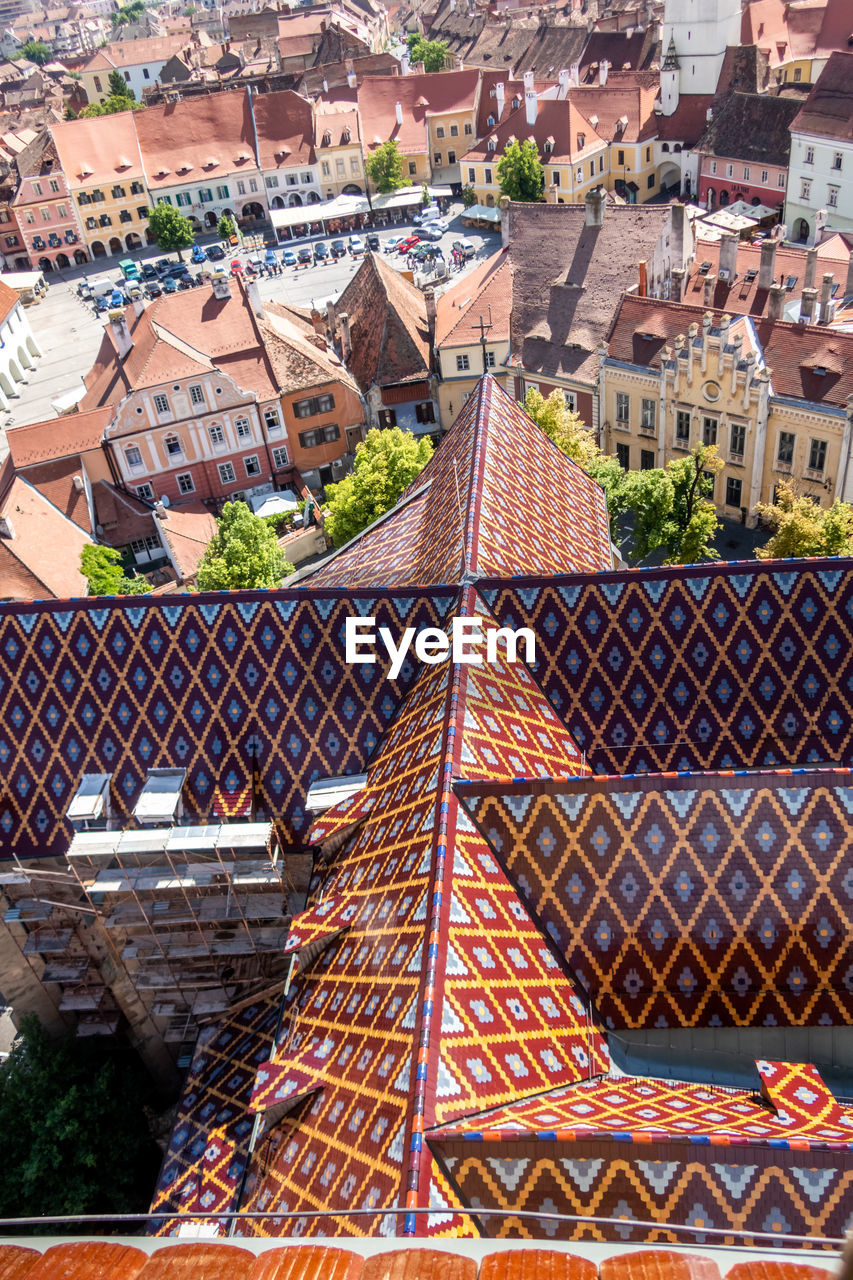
[
  {"left": 125, "top": 232, "right": 142, "bottom": 250},
  {"left": 91, "top": 241, "right": 106, "bottom": 257},
  {"left": 288, "top": 193, "right": 303, "bottom": 207},
  {"left": 241, "top": 201, "right": 264, "bottom": 220},
  {"left": 38, "top": 256, "right": 52, "bottom": 273},
  {"left": 108, "top": 236, "right": 122, "bottom": 253},
  {"left": 55, "top": 252, "right": 70, "bottom": 269},
  {"left": 74, "top": 248, "right": 88, "bottom": 264}
]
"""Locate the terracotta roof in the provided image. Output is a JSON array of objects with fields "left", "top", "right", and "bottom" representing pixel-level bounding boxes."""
[
  {"left": 134, "top": 89, "right": 258, "bottom": 190},
  {"left": 356, "top": 70, "right": 480, "bottom": 154},
  {"left": 83, "top": 34, "right": 188, "bottom": 72},
  {"left": 332, "top": 252, "right": 431, "bottom": 392},
  {"left": 50, "top": 114, "right": 145, "bottom": 187},
  {"left": 7, "top": 406, "right": 111, "bottom": 467},
  {"left": 579, "top": 28, "right": 660, "bottom": 78},
  {"left": 0, "top": 278, "right": 18, "bottom": 326},
  {"left": 16, "top": 455, "right": 92, "bottom": 534},
  {"left": 695, "top": 91, "right": 801, "bottom": 165},
  {"left": 653, "top": 94, "right": 715, "bottom": 144},
  {"left": 790, "top": 51, "right": 853, "bottom": 142},
  {"left": 567, "top": 71, "right": 660, "bottom": 144},
  {"left": 681, "top": 238, "right": 850, "bottom": 317},
  {"left": 607, "top": 293, "right": 853, "bottom": 408},
  {"left": 507, "top": 200, "right": 670, "bottom": 385},
  {"left": 314, "top": 102, "right": 362, "bottom": 146},
  {"left": 155, "top": 501, "right": 216, "bottom": 580},
  {"left": 463, "top": 96, "right": 605, "bottom": 165},
  {"left": 514, "top": 20, "right": 588, "bottom": 78},
  {"left": 91, "top": 481, "right": 155, "bottom": 547},
  {"left": 475, "top": 71, "right": 526, "bottom": 136},
  {"left": 434, "top": 249, "right": 511, "bottom": 348},
  {"left": 0, "top": 475, "right": 91, "bottom": 600},
  {"left": 251, "top": 89, "right": 315, "bottom": 171},
  {"left": 260, "top": 306, "right": 360, "bottom": 396}
]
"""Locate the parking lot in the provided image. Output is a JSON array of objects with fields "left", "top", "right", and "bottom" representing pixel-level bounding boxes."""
[{"left": 0, "top": 207, "right": 499, "bottom": 458}]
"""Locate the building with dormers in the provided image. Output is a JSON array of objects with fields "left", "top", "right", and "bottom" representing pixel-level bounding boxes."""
[{"left": 50, "top": 113, "right": 149, "bottom": 261}]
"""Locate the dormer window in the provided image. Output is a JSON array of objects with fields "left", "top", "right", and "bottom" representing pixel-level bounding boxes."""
[
  {"left": 488, "top": 136, "right": 496, "bottom": 151},
  {"left": 342, "top": 129, "right": 350, "bottom": 143},
  {"left": 322, "top": 131, "right": 331, "bottom": 146},
  {"left": 512, "top": 96, "right": 520, "bottom": 109},
  {"left": 577, "top": 132, "right": 585, "bottom": 149},
  {"left": 487, "top": 114, "right": 495, "bottom": 127},
  {"left": 544, "top": 137, "right": 554, "bottom": 154}
]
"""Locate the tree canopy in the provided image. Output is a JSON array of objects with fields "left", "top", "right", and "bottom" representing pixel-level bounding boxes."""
[
  {"left": 405, "top": 32, "right": 449, "bottom": 71},
  {"left": 756, "top": 480, "right": 853, "bottom": 560},
  {"left": 146, "top": 201, "right": 195, "bottom": 257},
  {"left": 107, "top": 69, "right": 135, "bottom": 99},
  {"left": 217, "top": 213, "right": 237, "bottom": 242},
  {"left": 0, "top": 1015, "right": 162, "bottom": 1220},
  {"left": 497, "top": 138, "right": 544, "bottom": 203},
  {"left": 80, "top": 545, "right": 150, "bottom": 596},
  {"left": 324, "top": 427, "right": 433, "bottom": 548},
  {"left": 365, "top": 139, "right": 406, "bottom": 194},
  {"left": 80, "top": 94, "right": 144, "bottom": 117},
  {"left": 196, "top": 501, "right": 292, "bottom": 590},
  {"left": 111, "top": 0, "right": 146, "bottom": 25},
  {"left": 522, "top": 389, "right": 722, "bottom": 565},
  {"left": 17, "top": 41, "right": 51, "bottom": 64}
]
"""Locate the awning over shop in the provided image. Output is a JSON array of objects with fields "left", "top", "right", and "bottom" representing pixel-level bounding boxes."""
[
  {"left": 269, "top": 193, "right": 368, "bottom": 230},
  {"left": 462, "top": 203, "right": 501, "bottom": 223}
]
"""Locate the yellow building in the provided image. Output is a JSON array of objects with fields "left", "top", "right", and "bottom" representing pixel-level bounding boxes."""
[
  {"left": 315, "top": 104, "right": 367, "bottom": 199},
  {"left": 434, "top": 250, "right": 512, "bottom": 431},
  {"left": 50, "top": 114, "right": 150, "bottom": 261},
  {"left": 600, "top": 293, "right": 853, "bottom": 524}
]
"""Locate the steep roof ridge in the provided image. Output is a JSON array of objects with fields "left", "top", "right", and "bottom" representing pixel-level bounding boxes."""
[
  {"left": 460, "top": 375, "right": 492, "bottom": 580},
  {"left": 149, "top": 316, "right": 216, "bottom": 371}
]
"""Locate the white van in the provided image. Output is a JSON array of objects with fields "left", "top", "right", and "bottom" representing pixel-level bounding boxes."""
[{"left": 89, "top": 276, "right": 114, "bottom": 298}]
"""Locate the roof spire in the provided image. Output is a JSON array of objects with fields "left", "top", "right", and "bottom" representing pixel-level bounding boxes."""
[{"left": 663, "top": 34, "right": 680, "bottom": 70}]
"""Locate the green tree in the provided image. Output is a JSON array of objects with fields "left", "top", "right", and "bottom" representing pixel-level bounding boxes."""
[
  {"left": 80, "top": 95, "right": 144, "bottom": 117},
  {"left": 17, "top": 40, "right": 51, "bottom": 64},
  {"left": 365, "top": 139, "right": 406, "bottom": 194},
  {"left": 420, "top": 181, "right": 430, "bottom": 206},
  {"left": 197, "top": 501, "right": 292, "bottom": 590},
  {"left": 112, "top": 0, "right": 145, "bottom": 24},
  {"left": 624, "top": 445, "right": 722, "bottom": 565},
  {"left": 107, "top": 68, "right": 135, "bottom": 99},
  {"left": 756, "top": 480, "right": 853, "bottom": 559},
  {"left": 405, "top": 32, "right": 448, "bottom": 71},
  {"left": 80, "top": 545, "right": 150, "bottom": 596},
  {"left": 324, "top": 427, "right": 433, "bottom": 548},
  {"left": 497, "top": 138, "right": 543, "bottom": 202},
  {"left": 461, "top": 184, "right": 477, "bottom": 208},
  {"left": 0, "top": 1016, "right": 162, "bottom": 1220},
  {"left": 217, "top": 213, "right": 237, "bottom": 242},
  {"left": 146, "top": 201, "right": 195, "bottom": 259}
]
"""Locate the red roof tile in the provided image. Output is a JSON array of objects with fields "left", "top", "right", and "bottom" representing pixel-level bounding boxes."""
[
  {"left": 83, "top": 35, "right": 188, "bottom": 72},
  {"left": 252, "top": 90, "right": 316, "bottom": 171},
  {"left": 332, "top": 253, "right": 431, "bottom": 393},
  {"left": 463, "top": 96, "right": 605, "bottom": 165},
  {"left": 790, "top": 51, "right": 853, "bottom": 142},
  {"left": 50, "top": 113, "right": 145, "bottom": 188},
  {"left": 7, "top": 406, "right": 111, "bottom": 467},
  {"left": 248, "top": 1246, "right": 364, "bottom": 1280},
  {"left": 435, "top": 250, "right": 511, "bottom": 348},
  {"left": 357, "top": 70, "right": 479, "bottom": 153},
  {"left": 0, "top": 1245, "right": 40, "bottom": 1279},
  {"left": 600, "top": 1255, "right": 721, "bottom": 1280},
  {"left": 24, "top": 1241, "right": 148, "bottom": 1279},
  {"left": 136, "top": 1244, "right": 256, "bottom": 1279},
  {"left": 361, "top": 1250, "right": 477, "bottom": 1280},
  {"left": 135, "top": 90, "right": 258, "bottom": 190},
  {"left": 19, "top": 455, "right": 93, "bottom": 534},
  {"left": 0, "top": 475, "right": 92, "bottom": 600}
]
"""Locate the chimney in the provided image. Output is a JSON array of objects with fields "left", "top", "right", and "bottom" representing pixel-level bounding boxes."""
[
  {"left": 133, "top": 296, "right": 145, "bottom": 318},
  {"left": 800, "top": 286, "right": 817, "bottom": 323},
  {"left": 495, "top": 80, "right": 505, "bottom": 118},
  {"left": 0, "top": 513, "right": 14, "bottom": 539},
  {"left": 758, "top": 239, "right": 776, "bottom": 291},
  {"left": 246, "top": 277, "right": 263, "bottom": 319},
  {"left": 109, "top": 310, "right": 133, "bottom": 359},
  {"left": 767, "top": 283, "right": 786, "bottom": 321},
  {"left": 638, "top": 260, "right": 647, "bottom": 296},
  {"left": 424, "top": 286, "right": 436, "bottom": 345},
  {"left": 669, "top": 202, "right": 687, "bottom": 269},
  {"left": 585, "top": 185, "right": 605, "bottom": 228},
  {"left": 523, "top": 69, "right": 537, "bottom": 127},
  {"left": 546, "top": 181, "right": 559, "bottom": 204},
  {"left": 718, "top": 231, "right": 738, "bottom": 280},
  {"left": 558, "top": 68, "right": 570, "bottom": 97},
  {"left": 847, "top": 250, "right": 853, "bottom": 298},
  {"left": 671, "top": 266, "right": 685, "bottom": 300},
  {"left": 326, "top": 298, "right": 337, "bottom": 341},
  {"left": 211, "top": 272, "right": 231, "bottom": 300},
  {"left": 703, "top": 273, "right": 716, "bottom": 306},
  {"left": 339, "top": 311, "right": 351, "bottom": 362},
  {"left": 803, "top": 245, "right": 818, "bottom": 291},
  {"left": 569, "top": 61, "right": 579, "bottom": 87},
  {"left": 500, "top": 195, "right": 511, "bottom": 247},
  {"left": 310, "top": 306, "right": 325, "bottom": 336},
  {"left": 599, "top": 58, "right": 609, "bottom": 85},
  {"left": 395, "top": 100, "right": 403, "bottom": 127},
  {"left": 819, "top": 271, "right": 834, "bottom": 324},
  {"left": 687, "top": 321, "right": 698, "bottom": 379}
]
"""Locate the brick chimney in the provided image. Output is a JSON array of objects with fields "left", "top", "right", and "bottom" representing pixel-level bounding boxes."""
[
  {"left": 819, "top": 271, "right": 834, "bottom": 324},
  {"left": 800, "top": 287, "right": 817, "bottom": 323},
  {"left": 803, "top": 245, "right": 818, "bottom": 291},
  {"left": 758, "top": 239, "right": 776, "bottom": 291},
  {"left": 326, "top": 298, "right": 337, "bottom": 342},
  {"left": 703, "top": 273, "right": 716, "bottom": 306},
  {"left": 718, "top": 231, "right": 738, "bottom": 280},
  {"left": 310, "top": 306, "right": 325, "bottom": 336},
  {"left": 109, "top": 310, "right": 133, "bottom": 359},
  {"left": 585, "top": 185, "right": 605, "bottom": 228},
  {"left": 767, "top": 283, "right": 786, "bottom": 321},
  {"left": 671, "top": 266, "right": 685, "bottom": 300}
]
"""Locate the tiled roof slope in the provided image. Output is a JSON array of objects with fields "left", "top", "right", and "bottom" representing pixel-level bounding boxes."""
[
  {"left": 695, "top": 92, "right": 801, "bottom": 164},
  {"left": 304, "top": 378, "right": 611, "bottom": 590},
  {"left": 790, "top": 51, "right": 853, "bottom": 142},
  {"left": 458, "top": 768, "right": 853, "bottom": 1028},
  {"left": 0, "top": 476, "right": 92, "bottom": 601},
  {"left": 482, "top": 558, "right": 853, "bottom": 775},
  {"left": 434, "top": 251, "right": 511, "bottom": 349},
  {"left": 134, "top": 90, "right": 258, "bottom": 191},
  {"left": 155, "top": 593, "right": 605, "bottom": 1238},
  {"left": 331, "top": 254, "right": 431, "bottom": 394},
  {"left": 507, "top": 202, "right": 669, "bottom": 384}
]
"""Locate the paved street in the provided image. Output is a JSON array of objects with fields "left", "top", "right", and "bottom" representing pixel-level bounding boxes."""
[{"left": 0, "top": 209, "right": 499, "bottom": 460}]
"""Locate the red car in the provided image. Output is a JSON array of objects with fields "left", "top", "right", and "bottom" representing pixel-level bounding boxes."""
[
  {"left": 398, "top": 235, "right": 420, "bottom": 253},
  {"left": 230, "top": 259, "right": 243, "bottom": 275}
]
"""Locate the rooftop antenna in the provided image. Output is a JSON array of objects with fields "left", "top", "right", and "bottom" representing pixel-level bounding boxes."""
[{"left": 476, "top": 307, "right": 493, "bottom": 373}]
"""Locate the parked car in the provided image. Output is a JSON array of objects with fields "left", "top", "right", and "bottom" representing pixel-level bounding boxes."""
[
  {"left": 398, "top": 234, "right": 420, "bottom": 253},
  {"left": 313, "top": 241, "right": 330, "bottom": 263},
  {"left": 231, "top": 258, "right": 244, "bottom": 275},
  {"left": 246, "top": 255, "right": 263, "bottom": 274},
  {"left": 385, "top": 235, "right": 406, "bottom": 253},
  {"left": 420, "top": 225, "right": 444, "bottom": 242},
  {"left": 206, "top": 244, "right": 225, "bottom": 261},
  {"left": 162, "top": 276, "right": 180, "bottom": 293},
  {"left": 155, "top": 257, "right": 173, "bottom": 274},
  {"left": 330, "top": 238, "right": 347, "bottom": 259},
  {"left": 141, "top": 262, "right": 158, "bottom": 281},
  {"left": 297, "top": 246, "right": 313, "bottom": 265},
  {"left": 414, "top": 205, "right": 440, "bottom": 224},
  {"left": 95, "top": 294, "right": 111, "bottom": 312},
  {"left": 264, "top": 249, "right": 277, "bottom": 267},
  {"left": 425, "top": 216, "right": 448, "bottom": 232},
  {"left": 146, "top": 281, "right": 162, "bottom": 298},
  {"left": 366, "top": 232, "right": 380, "bottom": 251},
  {"left": 349, "top": 235, "right": 365, "bottom": 257},
  {"left": 108, "top": 288, "right": 125, "bottom": 307},
  {"left": 191, "top": 245, "right": 207, "bottom": 263},
  {"left": 452, "top": 238, "right": 476, "bottom": 259},
  {"left": 118, "top": 257, "right": 140, "bottom": 280},
  {"left": 282, "top": 248, "right": 297, "bottom": 267}
]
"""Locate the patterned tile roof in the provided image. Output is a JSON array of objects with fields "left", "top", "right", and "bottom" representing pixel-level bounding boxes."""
[
  {"left": 304, "top": 377, "right": 611, "bottom": 590},
  {"left": 458, "top": 769, "right": 853, "bottom": 1029}
]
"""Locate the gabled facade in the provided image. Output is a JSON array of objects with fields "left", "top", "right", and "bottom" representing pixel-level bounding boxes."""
[
  {"left": 784, "top": 52, "right": 853, "bottom": 245},
  {"left": 10, "top": 132, "right": 84, "bottom": 271},
  {"left": 252, "top": 89, "right": 321, "bottom": 214},
  {"left": 50, "top": 113, "right": 149, "bottom": 261}
]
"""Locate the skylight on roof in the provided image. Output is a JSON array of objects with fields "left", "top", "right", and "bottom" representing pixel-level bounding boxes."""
[
  {"left": 745, "top": 268, "right": 758, "bottom": 283},
  {"left": 698, "top": 261, "right": 711, "bottom": 275},
  {"left": 785, "top": 275, "right": 798, "bottom": 291}
]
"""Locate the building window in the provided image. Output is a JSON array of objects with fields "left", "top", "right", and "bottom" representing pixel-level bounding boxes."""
[
  {"left": 436, "top": 126, "right": 445, "bottom": 138},
  {"left": 237, "top": 180, "right": 246, "bottom": 195},
  {"left": 726, "top": 163, "right": 734, "bottom": 178},
  {"left": 153, "top": 393, "right": 169, "bottom": 416},
  {"left": 800, "top": 178, "right": 811, "bottom": 201},
  {"left": 32, "top": 180, "right": 41, "bottom": 196},
  {"left": 177, "top": 472, "right": 194, "bottom": 494},
  {"left": 377, "top": 409, "right": 396, "bottom": 428},
  {"left": 267, "top": 175, "right": 281, "bottom": 188},
  {"left": 218, "top": 461, "right": 236, "bottom": 484},
  {"left": 761, "top": 169, "right": 769, "bottom": 184},
  {"left": 828, "top": 186, "right": 839, "bottom": 208},
  {"left": 484, "top": 168, "right": 492, "bottom": 185},
  {"left": 136, "top": 482, "right": 154, "bottom": 500},
  {"left": 710, "top": 160, "right": 717, "bottom": 175},
  {"left": 808, "top": 439, "right": 827, "bottom": 474},
  {"left": 119, "top": 210, "right": 132, "bottom": 223},
  {"left": 468, "top": 167, "right": 476, "bottom": 183},
  {"left": 111, "top": 185, "right": 125, "bottom": 198},
  {"left": 726, "top": 476, "right": 742, "bottom": 508},
  {"left": 216, "top": 185, "right": 229, "bottom": 200},
  {"left": 409, "top": 162, "right": 417, "bottom": 176},
  {"left": 94, "top": 76, "right": 102, "bottom": 93},
  {"left": 833, "top": 152, "right": 843, "bottom": 171},
  {"left": 264, "top": 407, "right": 281, "bottom": 433},
  {"left": 125, "top": 445, "right": 143, "bottom": 469},
  {"left": 244, "top": 454, "right": 261, "bottom": 477},
  {"left": 676, "top": 408, "right": 692, "bottom": 445},
  {"left": 484, "top": 351, "right": 496, "bottom": 368},
  {"left": 552, "top": 171, "right": 561, "bottom": 187},
  {"left": 131, "top": 181, "right": 144, "bottom": 195},
  {"left": 250, "top": 178, "right": 258, "bottom": 192},
  {"left": 616, "top": 442, "right": 630, "bottom": 469},
  {"left": 350, "top": 157, "right": 360, "bottom": 174},
  {"left": 576, "top": 167, "right": 583, "bottom": 184},
  {"left": 208, "top": 423, "right": 225, "bottom": 447},
  {"left": 189, "top": 384, "right": 205, "bottom": 406},
  {"left": 641, "top": 449, "right": 655, "bottom": 470},
  {"left": 415, "top": 401, "right": 435, "bottom": 424},
  {"left": 321, "top": 162, "right": 330, "bottom": 177},
  {"left": 617, "top": 149, "right": 625, "bottom": 166},
  {"left": 730, "top": 422, "right": 746, "bottom": 458},
  {"left": 298, "top": 424, "right": 341, "bottom": 447},
  {"left": 448, "top": 151, "right": 456, "bottom": 165},
  {"left": 804, "top": 146, "right": 814, "bottom": 165},
  {"left": 137, "top": 206, "right": 148, "bottom": 219},
  {"left": 743, "top": 166, "right": 750, "bottom": 181},
  {"left": 272, "top": 445, "right": 289, "bottom": 468},
  {"left": 641, "top": 398, "right": 656, "bottom": 431},
  {"left": 293, "top": 393, "right": 335, "bottom": 418},
  {"left": 48, "top": 178, "right": 59, "bottom": 193},
  {"left": 450, "top": 124, "right": 458, "bottom": 137},
  {"left": 777, "top": 431, "right": 795, "bottom": 466},
  {"left": 434, "top": 152, "right": 442, "bottom": 166},
  {"left": 615, "top": 392, "right": 629, "bottom": 424},
  {"left": 164, "top": 434, "right": 182, "bottom": 457},
  {"left": 562, "top": 390, "right": 576, "bottom": 412},
  {"left": 24, "top": 211, "right": 34, "bottom": 225},
  {"left": 235, "top": 416, "right": 251, "bottom": 439},
  {"left": 703, "top": 416, "right": 717, "bottom": 446},
  {"left": 456, "top": 354, "right": 470, "bottom": 371},
  {"left": 793, "top": 67, "right": 801, "bottom": 81},
  {"left": 777, "top": 171, "right": 785, "bottom": 187}
]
